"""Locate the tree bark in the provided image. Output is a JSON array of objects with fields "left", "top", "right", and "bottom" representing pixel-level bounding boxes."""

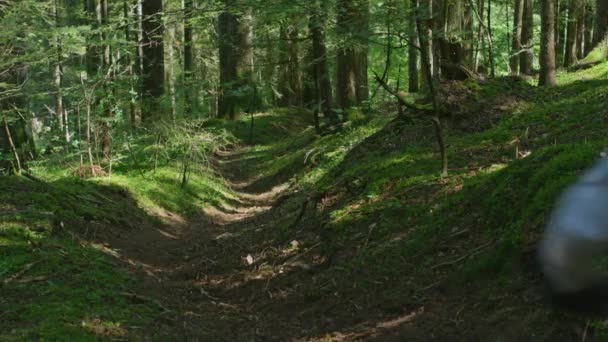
[
  {"left": 437, "top": 0, "right": 464, "bottom": 79},
  {"left": 52, "top": 0, "right": 64, "bottom": 135},
  {"left": 408, "top": 0, "right": 419, "bottom": 93},
  {"left": 96, "top": 0, "right": 112, "bottom": 161},
  {"left": 141, "top": 0, "right": 164, "bottom": 121},
  {"left": 591, "top": 0, "right": 608, "bottom": 50},
  {"left": 520, "top": 0, "right": 534, "bottom": 75},
  {"left": 564, "top": 0, "right": 580, "bottom": 66},
  {"left": 416, "top": 0, "right": 447, "bottom": 177},
  {"left": 418, "top": 0, "right": 435, "bottom": 94},
  {"left": 277, "top": 23, "right": 302, "bottom": 107},
  {"left": 576, "top": 3, "right": 585, "bottom": 60},
  {"left": 168, "top": 24, "right": 177, "bottom": 122},
  {"left": 183, "top": 0, "right": 194, "bottom": 115},
  {"left": 2, "top": 117, "right": 21, "bottom": 175},
  {"left": 218, "top": 2, "right": 254, "bottom": 119},
  {"left": 584, "top": 2, "right": 594, "bottom": 56},
  {"left": 540, "top": 0, "right": 557, "bottom": 86},
  {"left": 336, "top": 0, "right": 369, "bottom": 111},
  {"left": 556, "top": 0, "right": 566, "bottom": 64},
  {"left": 486, "top": 0, "right": 496, "bottom": 77},
  {"left": 310, "top": 0, "right": 334, "bottom": 121},
  {"left": 124, "top": 0, "right": 139, "bottom": 127},
  {"left": 509, "top": 0, "right": 524, "bottom": 75}
]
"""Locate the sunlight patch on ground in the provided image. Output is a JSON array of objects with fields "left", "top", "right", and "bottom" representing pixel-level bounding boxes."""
[
  {"left": 81, "top": 318, "right": 127, "bottom": 338},
  {"left": 203, "top": 205, "right": 272, "bottom": 225}
]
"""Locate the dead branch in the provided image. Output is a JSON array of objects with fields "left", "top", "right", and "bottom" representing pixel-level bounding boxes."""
[
  {"left": 120, "top": 291, "right": 171, "bottom": 312},
  {"left": 430, "top": 241, "right": 493, "bottom": 270},
  {"left": 3, "top": 261, "right": 42, "bottom": 285},
  {"left": 373, "top": 72, "right": 431, "bottom": 113}
]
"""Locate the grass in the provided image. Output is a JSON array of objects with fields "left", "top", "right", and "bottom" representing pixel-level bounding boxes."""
[{"left": 0, "top": 176, "right": 159, "bottom": 341}]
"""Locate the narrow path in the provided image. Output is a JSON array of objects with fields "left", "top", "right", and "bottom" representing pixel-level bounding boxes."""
[{"left": 97, "top": 147, "right": 304, "bottom": 341}]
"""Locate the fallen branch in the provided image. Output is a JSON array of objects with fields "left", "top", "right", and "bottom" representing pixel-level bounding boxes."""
[
  {"left": 3, "top": 261, "right": 42, "bottom": 285},
  {"left": 373, "top": 72, "right": 431, "bottom": 113},
  {"left": 430, "top": 241, "right": 493, "bottom": 270},
  {"left": 120, "top": 291, "right": 171, "bottom": 312},
  {"left": 567, "top": 61, "right": 602, "bottom": 72}
]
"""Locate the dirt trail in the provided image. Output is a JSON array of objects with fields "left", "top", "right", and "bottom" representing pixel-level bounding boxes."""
[{"left": 95, "top": 147, "right": 318, "bottom": 341}]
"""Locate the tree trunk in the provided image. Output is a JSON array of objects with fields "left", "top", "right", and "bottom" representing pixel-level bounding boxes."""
[
  {"left": 416, "top": 2, "right": 448, "bottom": 177},
  {"left": 509, "top": 0, "right": 524, "bottom": 75},
  {"left": 564, "top": 0, "right": 580, "bottom": 66},
  {"left": 2, "top": 117, "right": 22, "bottom": 175},
  {"left": 277, "top": 23, "right": 302, "bottom": 107},
  {"left": 591, "top": 0, "right": 608, "bottom": 50},
  {"left": 336, "top": 0, "right": 369, "bottom": 112},
  {"left": 218, "top": 2, "right": 254, "bottom": 119},
  {"left": 141, "top": 0, "right": 164, "bottom": 121},
  {"left": 183, "top": 0, "right": 194, "bottom": 115},
  {"left": 168, "top": 24, "right": 177, "bottom": 122},
  {"left": 261, "top": 31, "right": 277, "bottom": 107},
  {"left": 218, "top": 7, "right": 238, "bottom": 119},
  {"left": 486, "top": 0, "right": 496, "bottom": 77},
  {"left": 584, "top": 2, "right": 594, "bottom": 56},
  {"left": 438, "top": 0, "right": 465, "bottom": 79},
  {"left": 475, "top": 0, "right": 485, "bottom": 72},
  {"left": 576, "top": 3, "right": 585, "bottom": 60},
  {"left": 463, "top": 0, "right": 474, "bottom": 67},
  {"left": 96, "top": 0, "right": 112, "bottom": 161},
  {"left": 408, "top": 0, "right": 419, "bottom": 93},
  {"left": 124, "top": 0, "right": 139, "bottom": 127},
  {"left": 419, "top": 0, "right": 435, "bottom": 94},
  {"left": 310, "top": 0, "right": 334, "bottom": 121},
  {"left": 556, "top": 0, "right": 566, "bottom": 64},
  {"left": 540, "top": 0, "right": 557, "bottom": 86},
  {"left": 52, "top": 0, "right": 64, "bottom": 135},
  {"left": 520, "top": 0, "right": 534, "bottom": 75}
]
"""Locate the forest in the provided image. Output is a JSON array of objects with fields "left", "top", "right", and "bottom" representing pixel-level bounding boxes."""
[{"left": 1, "top": 0, "right": 608, "bottom": 340}]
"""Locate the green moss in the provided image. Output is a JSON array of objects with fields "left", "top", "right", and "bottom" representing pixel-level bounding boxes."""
[{"left": 0, "top": 225, "right": 157, "bottom": 341}]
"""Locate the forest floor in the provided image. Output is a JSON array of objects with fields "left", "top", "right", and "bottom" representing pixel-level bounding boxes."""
[{"left": 4, "top": 63, "right": 608, "bottom": 341}]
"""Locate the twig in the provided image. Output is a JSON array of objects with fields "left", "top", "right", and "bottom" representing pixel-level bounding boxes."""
[
  {"left": 582, "top": 319, "right": 590, "bottom": 342},
  {"left": 120, "top": 291, "right": 171, "bottom": 312},
  {"left": 373, "top": 72, "right": 431, "bottom": 113},
  {"left": 3, "top": 261, "right": 42, "bottom": 285},
  {"left": 431, "top": 241, "right": 493, "bottom": 270}
]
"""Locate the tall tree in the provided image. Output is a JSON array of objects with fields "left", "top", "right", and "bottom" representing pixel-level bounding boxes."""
[
  {"left": 183, "top": 0, "right": 194, "bottom": 115},
  {"left": 511, "top": 0, "right": 524, "bottom": 74},
  {"left": 419, "top": 0, "right": 435, "bottom": 92},
  {"left": 555, "top": 0, "right": 566, "bottom": 64},
  {"left": 217, "top": 2, "right": 253, "bottom": 119},
  {"left": 310, "top": 0, "right": 334, "bottom": 123},
  {"left": 277, "top": 22, "right": 302, "bottom": 107},
  {"left": 52, "top": 0, "right": 64, "bottom": 136},
  {"left": 575, "top": 3, "right": 585, "bottom": 60},
  {"left": 123, "top": 0, "right": 139, "bottom": 127},
  {"left": 408, "top": 0, "right": 419, "bottom": 92},
  {"left": 583, "top": 2, "right": 593, "bottom": 56},
  {"left": 415, "top": 0, "right": 448, "bottom": 177},
  {"left": 539, "top": 0, "right": 556, "bottom": 86},
  {"left": 141, "top": 0, "right": 164, "bottom": 121},
  {"left": 96, "top": 0, "right": 112, "bottom": 160},
  {"left": 520, "top": 0, "right": 534, "bottom": 75},
  {"left": 563, "top": 0, "right": 580, "bottom": 66},
  {"left": 336, "top": 0, "right": 369, "bottom": 111},
  {"left": 591, "top": 0, "right": 608, "bottom": 51},
  {"left": 437, "top": 0, "right": 465, "bottom": 79}
]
